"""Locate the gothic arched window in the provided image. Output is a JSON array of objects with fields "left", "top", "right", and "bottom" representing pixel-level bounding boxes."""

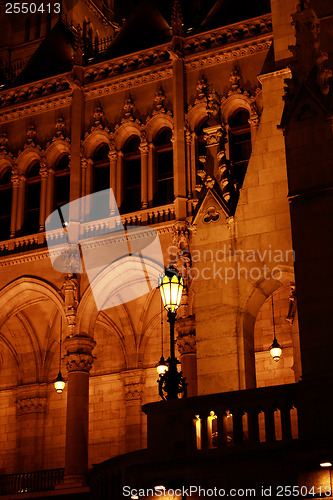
[
  {"left": 122, "top": 136, "right": 141, "bottom": 214},
  {"left": 228, "top": 109, "right": 251, "bottom": 189},
  {"left": 153, "top": 128, "right": 173, "bottom": 207},
  {"left": 54, "top": 155, "right": 70, "bottom": 209},
  {"left": 24, "top": 162, "right": 41, "bottom": 235},
  {"left": 93, "top": 144, "right": 110, "bottom": 193},
  {"left": 0, "top": 168, "right": 12, "bottom": 240}
]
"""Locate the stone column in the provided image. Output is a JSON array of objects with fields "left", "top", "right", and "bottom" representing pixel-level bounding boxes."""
[
  {"left": 116, "top": 151, "right": 123, "bottom": 209},
  {"left": 108, "top": 148, "right": 118, "bottom": 214},
  {"left": 17, "top": 175, "right": 26, "bottom": 232},
  {"left": 10, "top": 172, "right": 20, "bottom": 237},
  {"left": 185, "top": 130, "right": 192, "bottom": 199},
  {"left": 63, "top": 335, "right": 96, "bottom": 486},
  {"left": 80, "top": 158, "right": 88, "bottom": 220},
  {"left": 176, "top": 316, "right": 197, "bottom": 397},
  {"left": 121, "top": 369, "right": 143, "bottom": 453},
  {"left": 39, "top": 162, "right": 48, "bottom": 231},
  {"left": 45, "top": 167, "right": 55, "bottom": 220},
  {"left": 139, "top": 141, "right": 149, "bottom": 209},
  {"left": 148, "top": 143, "right": 154, "bottom": 206}
]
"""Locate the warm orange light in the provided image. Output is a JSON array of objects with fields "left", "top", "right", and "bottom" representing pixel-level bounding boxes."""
[
  {"left": 269, "top": 338, "right": 282, "bottom": 362},
  {"left": 131, "top": 496, "right": 139, "bottom": 499},
  {"left": 54, "top": 372, "right": 65, "bottom": 394},
  {"left": 320, "top": 462, "right": 332, "bottom": 468},
  {"left": 158, "top": 267, "right": 183, "bottom": 313},
  {"left": 157, "top": 356, "right": 168, "bottom": 376}
]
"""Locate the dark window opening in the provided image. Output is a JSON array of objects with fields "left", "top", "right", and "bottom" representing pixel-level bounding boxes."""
[
  {"left": 93, "top": 144, "right": 110, "bottom": 193},
  {"left": 0, "top": 168, "right": 12, "bottom": 241},
  {"left": 122, "top": 136, "right": 141, "bottom": 214},
  {"left": 229, "top": 109, "right": 251, "bottom": 189},
  {"left": 153, "top": 128, "right": 173, "bottom": 207},
  {"left": 23, "top": 162, "right": 41, "bottom": 235},
  {"left": 55, "top": 155, "right": 70, "bottom": 209}
]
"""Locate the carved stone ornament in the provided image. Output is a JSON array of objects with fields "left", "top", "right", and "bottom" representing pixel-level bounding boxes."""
[
  {"left": 25, "top": 124, "right": 37, "bottom": 148},
  {"left": 122, "top": 95, "right": 135, "bottom": 122},
  {"left": 229, "top": 67, "right": 242, "bottom": 93},
  {"left": 176, "top": 316, "right": 196, "bottom": 355},
  {"left": 0, "top": 130, "right": 8, "bottom": 152},
  {"left": 171, "top": 0, "right": 183, "bottom": 37},
  {"left": 63, "top": 335, "right": 96, "bottom": 373},
  {"left": 286, "top": 283, "right": 297, "bottom": 324},
  {"left": 55, "top": 115, "right": 65, "bottom": 139},
  {"left": 121, "top": 369, "right": 143, "bottom": 401},
  {"left": 92, "top": 104, "right": 104, "bottom": 129},
  {"left": 195, "top": 75, "right": 208, "bottom": 103},
  {"left": 16, "top": 397, "right": 47, "bottom": 416},
  {"left": 203, "top": 206, "right": 220, "bottom": 224}
]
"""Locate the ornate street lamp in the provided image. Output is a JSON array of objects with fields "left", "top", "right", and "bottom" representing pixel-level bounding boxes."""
[
  {"left": 54, "top": 316, "right": 66, "bottom": 394},
  {"left": 269, "top": 294, "right": 282, "bottom": 362},
  {"left": 157, "top": 265, "right": 187, "bottom": 400}
]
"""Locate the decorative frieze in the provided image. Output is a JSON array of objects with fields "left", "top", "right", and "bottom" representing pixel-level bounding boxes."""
[
  {"left": 121, "top": 369, "right": 143, "bottom": 401},
  {"left": 16, "top": 397, "right": 47, "bottom": 416}
]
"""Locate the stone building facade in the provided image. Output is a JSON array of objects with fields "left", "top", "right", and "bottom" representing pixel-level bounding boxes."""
[{"left": 0, "top": 0, "right": 332, "bottom": 498}]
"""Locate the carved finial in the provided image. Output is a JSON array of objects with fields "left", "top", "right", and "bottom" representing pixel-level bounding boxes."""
[
  {"left": 74, "top": 24, "right": 83, "bottom": 65},
  {"left": 171, "top": 0, "right": 183, "bottom": 37},
  {"left": 206, "top": 89, "right": 221, "bottom": 124},
  {"left": 55, "top": 115, "right": 65, "bottom": 139},
  {"left": 122, "top": 95, "right": 134, "bottom": 122},
  {"left": 195, "top": 75, "right": 208, "bottom": 103},
  {"left": 229, "top": 66, "right": 242, "bottom": 92},
  {"left": 93, "top": 104, "right": 104, "bottom": 129},
  {"left": 153, "top": 88, "right": 167, "bottom": 114},
  {"left": 26, "top": 124, "right": 36, "bottom": 146}
]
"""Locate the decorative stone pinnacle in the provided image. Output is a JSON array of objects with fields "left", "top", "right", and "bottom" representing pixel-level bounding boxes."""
[{"left": 171, "top": 0, "right": 183, "bottom": 37}]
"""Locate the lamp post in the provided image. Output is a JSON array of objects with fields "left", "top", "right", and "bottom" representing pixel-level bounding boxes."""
[
  {"left": 54, "top": 315, "right": 65, "bottom": 394},
  {"left": 157, "top": 265, "right": 187, "bottom": 400}
]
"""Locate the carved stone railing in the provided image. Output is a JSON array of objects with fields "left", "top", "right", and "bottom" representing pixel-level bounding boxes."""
[
  {"left": 0, "top": 204, "right": 175, "bottom": 258},
  {"left": 0, "top": 468, "right": 64, "bottom": 495}
]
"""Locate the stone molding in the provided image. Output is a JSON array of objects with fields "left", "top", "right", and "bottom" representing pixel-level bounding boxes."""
[{"left": 176, "top": 316, "right": 196, "bottom": 355}]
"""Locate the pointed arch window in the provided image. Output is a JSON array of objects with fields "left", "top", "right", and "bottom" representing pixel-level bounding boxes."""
[
  {"left": 23, "top": 162, "right": 41, "bottom": 235},
  {"left": 54, "top": 155, "right": 70, "bottom": 209},
  {"left": 0, "top": 168, "right": 12, "bottom": 240},
  {"left": 228, "top": 109, "right": 251, "bottom": 189},
  {"left": 93, "top": 144, "right": 110, "bottom": 193},
  {"left": 153, "top": 128, "right": 173, "bottom": 207},
  {"left": 122, "top": 136, "right": 141, "bottom": 214}
]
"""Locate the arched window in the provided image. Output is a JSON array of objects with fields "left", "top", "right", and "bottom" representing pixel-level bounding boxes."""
[
  {"left": 54, "top": 155, "right": 70, "bottom": 209},
  {"left": 23, "top": 162, "right": 41, "bottom": 235},
  {"left": 0, "top": 168, "right": 12, "bottom": 240},
  {"left": 122, "top": 136, "right": 141, "bottom": 214},
  {"left": 153, "top": 128, "right": 173, "bottom": 207},
  {"left": 93, "top": 144, "right": 110, "bottom": 193},
  {"left": 228, "top": 109, "right": 251, "bottom": 189}
]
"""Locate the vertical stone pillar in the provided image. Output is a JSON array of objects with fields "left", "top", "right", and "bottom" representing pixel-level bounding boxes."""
[
  {"left": 63, "top": 335, "right": 96, "bottom": 486},
  {"left": 10, "top": 172, "right": 20, "bottom": 237},
  {"left": 148, "top": 143, "right": 154, "bottom": 206},
  {"left": 80, "top": 158, "right": 88, "bottom": 220},
  {"left": 176, "top": 317, "right": 197, "bottom": 397},
  {"left": 139, "top": 141, "right": 149, "bottom": 209},
  {"left": 45, "top": 167, "right": 55, "bottom": 220},
  {"left": 39, "top": 162, "right": 48, "bottom": 231},
  {"left": 121, "top": 369, "right": 143, "bottom": 453},
  {"left": 185, "top": 130, "right": 192, "bottom": 199},
  {"left": 116, "top": 151, "right": 123, "bottom": 209},
  {"left": 17, "top": 175, "right": 26, "bottom": 232},
  {"left": 171, "top": 51, "right": 187, "bottom": 219},
  {"left": 108, "top": 148, "right": 118, "bottom": 214}
]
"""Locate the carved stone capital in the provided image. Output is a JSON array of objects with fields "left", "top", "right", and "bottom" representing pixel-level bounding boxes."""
[
  {"left": 203, "top": 124, "right": 224, "bottom": 147},
  {"left": 108, "top": 149, "right": 118, "bottom": 162},
  {"left": 139, "top": 141, "right": 149, "bottom": 155},
  {"left": 63, "top": 335, "right": 96, "bottom": 373},
  {"left": 39, "top": 165, "right": 48, "bottom": 179}
]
